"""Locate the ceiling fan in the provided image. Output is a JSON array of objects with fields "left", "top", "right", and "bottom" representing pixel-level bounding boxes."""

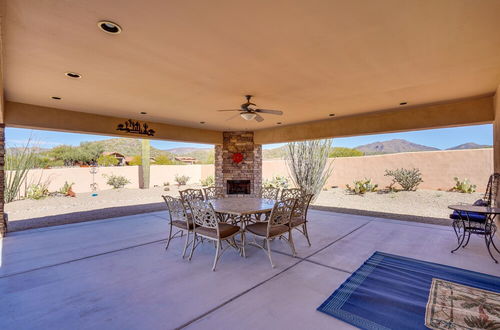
[{"left": 217, "top": 95, "right": 283, "bottom": 122}]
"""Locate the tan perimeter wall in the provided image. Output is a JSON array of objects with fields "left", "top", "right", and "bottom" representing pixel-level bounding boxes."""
[
  {"left": 263, "top": 149, "right": 493, "bottom": 192},
  {"left": 12, "top": 149, "right": 492, "bottom": 195},
  {"left": 16, "top": 164, "right": 215, "bottom": 194}
]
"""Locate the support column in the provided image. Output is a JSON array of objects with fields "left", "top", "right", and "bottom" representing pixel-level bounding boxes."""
[
  {"left": 494, "top": 86, "right": 500, "bottom": 236},
  {"left": 0, "top": 5, "right": 6, "bottom": 237}
]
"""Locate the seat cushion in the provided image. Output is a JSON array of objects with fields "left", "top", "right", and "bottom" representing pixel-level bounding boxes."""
[
  {"left": 246, "top": 222, "right": 289, "bottom": 237},
  {"left": 172, "top": 219, "right": 194, "bottom": 230},
  {"left": 195, "top": 223, "right": 240, "bottom": 239},
  {"left": 449, "top": 211, "right": 487, "bottom": 223},
  {"left": 290, "top": 217, "right": 306, "bottom": 227}
]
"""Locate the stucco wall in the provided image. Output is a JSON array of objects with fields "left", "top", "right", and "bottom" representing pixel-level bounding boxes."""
[
  {"left": 263, "top": 149, "right": 493, "bottom": 192},
  {"left": 12, "top": 149, "right": 492, "bottom": 195},
  {"left": 17, "top": 165, "right": 215, "bottom": 194}
]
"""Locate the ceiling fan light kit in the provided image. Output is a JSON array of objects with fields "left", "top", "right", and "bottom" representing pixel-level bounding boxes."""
[{"left": 240, "top": 112, "right": 257, "bottom": 120}]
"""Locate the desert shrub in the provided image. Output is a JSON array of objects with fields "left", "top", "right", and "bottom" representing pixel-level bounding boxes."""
[
  {"left": 59, "top": 181, "right": 75, "bottom": 195},
  {"left": 97, "top": 154, "right": 119, "bottom": 167},
  {"left": 103, "top": 174, "right": 130, "bottom": 189},
  {"left": 200, "top": 175, "right": 214, "bottom": 187},
  {"left": 175, "top": 174, "right": 190, "bottom": 186},
  {"left": 329, "top": 147, "right": 364, "bottom": 158},
  {"left": 163, "top": 182, "right": 170, "bottom": 186},
  {"left": 286, "top": 139, "right": 333, "bottom": 200},
  {"left": 346, "top": 179, "right": 378, "bottom": 195},
  {"left": 27, "top": 183, "right": 50, "bottom": 200},
  {"left": 384, "top": 168, "right": 423, "bottom": 191},
  {"left": 451, "top": 177, "right": 476, "bottom": 193},
  {"left": 4, "top": 142, "right": 38, "bottom": 203},
  {"left": 263, "top": 176, "right": 290, "bottom": 189}
]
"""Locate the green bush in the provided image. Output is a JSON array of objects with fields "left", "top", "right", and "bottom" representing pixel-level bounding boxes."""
[
  {"left": 97, "top": 154, "right": 119, "bottom": 167},
  {"left": 200, "top": 175, "right": 214, "bottom": 187},
  {"left": 346, "top": 179, "right": 378, "bottom": 195},
  {"left": 451, "top": 177, "right": 476, "bottom": 193},
  {"left": 128, "top": 155, "right": 142, "bottom": 166},
  {"left": 384, "top": 168, "right": 423, "bottom": 191},
  {"left": 27, "top": 183, "right": 50, "bottom": 200},
  {"left": 329, "top": 147, "right": 364, "bottom": 158},
  {"left": 175, "top": 174, "right": 190, "bottom": 186},
  {"left": 103, "top": 174, "right": 130, "bottom": 189},
  {"left": 154, "top": 155, "right": 174, "bottom": 165},
  {"left": 59, "top": 181, "right": 75, "bottom": 195},
  {"left": 263, "top": 176, "right": 290, "bottom": 189}
]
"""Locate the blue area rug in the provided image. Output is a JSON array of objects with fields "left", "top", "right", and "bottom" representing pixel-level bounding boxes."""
[{"left": 317, "top": 252, "right": 500, "bottom": 330}]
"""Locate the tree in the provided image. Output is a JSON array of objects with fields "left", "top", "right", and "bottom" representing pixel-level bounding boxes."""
[
  {"left": 154, "top": 154, "right": 174, "bottom": 165},
  {"left": 128, "top": 155, "right": 142, "bottom": 165},
  {"left": 286, "top": 139, "right": 333, "bottom": 201},
  {"left": 97, "top": 154, "right": 119, "bottom": 166},
  {"left": 329, "top": 147, "right": 364, "bottom": 158}
]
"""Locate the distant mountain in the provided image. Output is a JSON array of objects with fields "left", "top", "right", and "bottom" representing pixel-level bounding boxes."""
[
  {"left": 355, "top": 139, "right": 439, "bottom": 154},
  {"left": 84, "top": 138, "right": 172, "bottom": 158},
  {"left": 262, "top": 146, "right": 287, "bottom": 160},
  {"left": 447, "top": 142, "right": 492, "bottom": 150},
  {"left": 165, "top": 147, "right": 212, "bottom": 155}
]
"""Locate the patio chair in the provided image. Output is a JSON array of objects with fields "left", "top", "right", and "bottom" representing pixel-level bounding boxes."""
[
  {"left": 246, "top": 198, "right": 297, "bottom": 268},
  {"left": 203, "top": 186, "right": 225, "bottom": 200},
  {"left": 187, "top": 199, "right": 244, "bottom": 271},
  {"left": 281, "top": 188, "right": 304, "bottom": 200},
  {"left": 260, "top": 187, "right": 279, "bottom": 200},
  {"left": 290, "top": 193, "right": 314, "bottom": 246},
  {"left": 162, "top": 195, "right": 194, "bottom": 258},
  {"left": 179, "top": 188, "right": 204, "bottom": 209}
]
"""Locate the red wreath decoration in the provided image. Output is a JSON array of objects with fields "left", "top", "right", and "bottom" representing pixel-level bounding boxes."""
[{"left": 232, "top": 152, "right": 244, "bottom": 164}]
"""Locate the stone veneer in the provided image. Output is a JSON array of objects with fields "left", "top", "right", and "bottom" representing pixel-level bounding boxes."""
[
  {"left": 215, "top": 131, "right": 262, "bottom": 197},
  {"left": 0, "top": 124, "right": 5, "bottom": 236}
]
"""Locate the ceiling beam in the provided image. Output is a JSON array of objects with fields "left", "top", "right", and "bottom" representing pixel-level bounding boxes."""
[
  {"left": 4, "top": 101, "right": 222, "bottom": 144},
  {"left": 254, "top": 95, "right": 494, "bottom": 145}
]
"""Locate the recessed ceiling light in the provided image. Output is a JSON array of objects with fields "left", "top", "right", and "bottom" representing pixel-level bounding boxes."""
[
  {"left": 98, "top": 20, "right": 122, "bottom": 34},
  {"left": 65, "top": 72, "right": 82, "bottom": 79},
  {"left": 276, "top": 122, "right": 282, "bottom": 125},
  {"left": 200, "top": 121, "right": 206, "bottom": 124},
  {"left": 329, "top": 113, "right": 335, "bottom": 117},
  {"left": 140, "top": 111, "right": 147, "bottom": 114},
  {"left": 400, "top": 102, "right": 407, "bottom": 106},
  {"left": 51, "top": 96, "right": 62, "bottom": 100}
]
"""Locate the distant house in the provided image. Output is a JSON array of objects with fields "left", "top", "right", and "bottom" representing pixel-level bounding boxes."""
[
  {"left": 174, "top": 156, "right": 197, "bottom": 164},
  {"left": 102, "top": 152, "right": 127, "bottom": 166}
]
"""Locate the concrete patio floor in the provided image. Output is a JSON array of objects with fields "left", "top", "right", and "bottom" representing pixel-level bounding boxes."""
[{"left": 0, "top": 210, "right": 499, "bottom": 330}]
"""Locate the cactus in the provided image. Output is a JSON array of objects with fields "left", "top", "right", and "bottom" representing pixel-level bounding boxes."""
[{"left": 139, "top": 139, "right": 150, "bottom": 189}]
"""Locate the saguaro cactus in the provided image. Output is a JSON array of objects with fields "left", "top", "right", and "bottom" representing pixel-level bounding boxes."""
[{"left": 139, "top": 139, "right": 150, "bottom": 189}]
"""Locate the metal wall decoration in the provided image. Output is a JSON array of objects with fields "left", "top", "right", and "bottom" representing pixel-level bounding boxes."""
[{"left": 116, "top": 119, "right": 155, "bottom": 136}]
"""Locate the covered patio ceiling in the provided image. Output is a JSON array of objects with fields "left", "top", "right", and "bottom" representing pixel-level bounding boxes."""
[{"left": 2, "top": 0, "right": 500, "bottom": 144}]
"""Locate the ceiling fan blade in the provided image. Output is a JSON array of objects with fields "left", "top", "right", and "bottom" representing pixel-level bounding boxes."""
[
  {"left": 254, "top": 114, "right": 265, "bottom": 122},
  {"left": 255, "top": 109, "right": 283, "bottom": 115},
  {"left": 225, "top": 113, "right": 241, "bottom": 121},
  {"left": 217, "top": 109, "right": 241, "bottom": 112}
]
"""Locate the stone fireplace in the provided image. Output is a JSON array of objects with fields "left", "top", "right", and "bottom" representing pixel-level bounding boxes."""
[{"left": 215, "top": 131, "right": 262, "bottom": 197}]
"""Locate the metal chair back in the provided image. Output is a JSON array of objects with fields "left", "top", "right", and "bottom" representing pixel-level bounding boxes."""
[
  {"left": 261, "top": 187, "right": 279, "bottom": 200},
  {"left": 188, "top": 199, "right": 219, "bottom": 231},
  {"left": 203, "top": 186, "right": 224, "bottom": 200},
  {"left": 162, "top": 195, "right": 187, "bottom": 223},
  {"left": 267, "top": 199, "right": 296, "bottom": 236},
  {"left": 179, "top": 188, "right": 204, "bottom": 208},
  {"left": 292, "top": 193, "right": 314, "bottom": 219},
  {"left": 484, "top": 173, "right": 500, "bottom": 207},
  {"left": 281, "top": 188, "right": 303, "bottom": 200}
]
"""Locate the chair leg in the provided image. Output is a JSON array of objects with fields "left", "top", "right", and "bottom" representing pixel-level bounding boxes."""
[
  {"left": 212, "top": 240, "right": 221, "bottom": 271},
  {"left": 241, "top": 231, "right": 246, "bottom": 258},
  {"left": 181, "top": 230, "right": 190, "bottom": 258},
  {"left": 303, "top": 223, "right": 311, "bottom": 247},
  {"left": 288, "top": 230, "right": 297, "bottom": 257},
  {"left": 188, "top": 233, "right": 197, "bottom": 261},
  {"left": 165, "top": 223, "right": 173, "bottom": 251},
  {"left": 266, "top": 239, "right": 275, "bottom": 268}
]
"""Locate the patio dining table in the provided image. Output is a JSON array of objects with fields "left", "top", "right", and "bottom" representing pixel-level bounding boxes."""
[{"left": 208, "top": 197, "right": 276, "bottom": 228}]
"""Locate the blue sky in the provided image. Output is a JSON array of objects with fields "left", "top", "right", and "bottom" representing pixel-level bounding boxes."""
[{"left": 5, "top": 124, "right": 493, "bottom": 150}]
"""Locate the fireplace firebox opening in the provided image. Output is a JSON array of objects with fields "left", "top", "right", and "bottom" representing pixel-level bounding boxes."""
[{"left": 227, "top": 180, "right": 251, "bottom": 195}]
